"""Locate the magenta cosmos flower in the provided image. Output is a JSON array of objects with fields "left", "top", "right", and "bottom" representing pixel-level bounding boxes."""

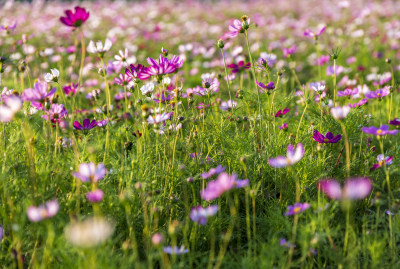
[
  {"left": 201, "top": 165, "right": 226, "bottom": 179},
  {"left": 337, "top": 88, "right": 358, "bottom": 97},
  {"left": 275, "top": 108, "right": 289, "bottom": 117},
  {"left": 125, "top": 64, "right": 147, "bottom": 81},
  {"left": 227, "top": 61, "right": 251, "bottom": 74},
  {"left": 349, "top": 98, "right": 367, "bottom": 108},
  {"left": 140, "top": 55, "right": 182, "bottom": 79},
  {"left": 278, "top": 123, "right": 288, "bottom": 130},
  {"left": 22, "top": 81, "right": 56, "bottom": 103},
  {"left": 313, "top": 130, "right": 341, "bottom": 144},
  {"left": 42, "top": 104, "right": 68, "bottom": 124},
  {"left": 269, "top": 144, "right": 304, "bottom": 168},
  {"left": 365, "top": 87, "right": 390, "bottom": 99},
  {"left": 284, "top": 203, "right": 310, "bottom": 216},
  {"left": 256, "top": 81, "right": 275, "bottom": 92},
  {"left": 27, "top": 200, "right": 59, "bottom": 222},
  {"left": 86, "top": 189, "right": 104, "bottom": 203},
  {"left": 201, "top": 172, "right": 249, "bottom": 201},
  {"left": 282, "top": 45, "right": 296, "bottom": 58},
  {"left": 72, "top": 162, "right": 107, "bottom": 183},
  {"left": 73, "top": 119, "right": 98, "bottom": 130},
  {"left": 60, "top": 6, "right": 90, "bottom": 28},
  {"left": 371, "top": 154, "right": 393, "bottom": 170},
  {"left": 362, "top": 125, "right": 398, "bottom": 136},
  {"left": 63, "top": 83, "right": 79, "bottom": 96},
  {"left": 190, "top": 205, "right": 218, "bottom": 225},
  {"left": 318, "top": 178, "right": 372, "bottom": 200},
  {"left": 304, "top": 26, "right": 326, "bottom": 38}
]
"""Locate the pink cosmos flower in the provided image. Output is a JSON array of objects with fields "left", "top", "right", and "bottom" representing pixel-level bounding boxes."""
[
  {"left": 349, "top": 99, "right": 368, "bottom": 108},
  {"left": 227, "top": 61, "right": 251, "bottom": 74},
  {"left": 370, "top": 154, "right": 393, "bottom": 170},
  {"left": 337, "top": 88, "right": 359, "bottom": 97},
  {"left": 275, "top": 108, "right": 289, "bottom": 117},
  {"left": 269, "top": 144, "right": 305, "bottom": 168},
  {"left": 220, "top": 100, "right": 237, "bottom": 111},
  {"left": 201, "top": 172, "right": 249, "bottom": 201},
  {"left": 278, "top": 123, "right": 288, "bottom": 130},
  {"left": 73, "top": 119, "right": 98, "bottom": 130},
  {"left": 318, "top": 178, "right": 372, "bottom": 200},
  {"left": 60, "top": 6, "right": 90, "bottom": 28},
  {"left": 226, "top": 19, "right": 245, "bottom": 38},
  {"left": 282, "top": 45, "right": 296, "bottom": 58},
  {"left": 27, "top": 200, "right": 59, "bottom": 222},
  {"left": 42, "top": 104, "right": 68, "bottom": 124},
  {"left": 72, "top": 162, "right": 107, "bottom": 183},
  {"left": 0, "top": 96, "right": 22, "bottom": 122},
  {"left": 304, "top": 26, "right": 326, "bottom": 38},
  {"left": 86, "top": 189, "right": 104, "bottom": 203}
]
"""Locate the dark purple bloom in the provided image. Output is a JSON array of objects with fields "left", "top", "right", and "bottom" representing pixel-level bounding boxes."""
[
  {"left": 284, "top": 203, "right": 310, "bottom": 216},
  {"left": 365, "top": 87, "right": 390, "bottom": 99},
  {"left": 256, "top": 81, "right": 275, "bottom": 92},
  {"left": 153, "top": 92, "right": 173, "bottom": 103},
  {"left": 73, "top": 119, "right": 98, "bottom": 130},
  {"left": 349, "top": 98, "right": 367, "bottom": 108},
  {"left": 227, "top": 61, "right": 251, "bottom": 74},
  {"left": 190, "top": 205, "right": 218, "bottom": 225},
  {"left": 313, "top": 130, "right": 341, "bottom": 144},
  {"left": 362, "top": 125, "right": 398, "bottom": 136},
  {"left": 60, "top": 6, "right": 90, "bottom": 28},
  {"left": 275, "top": 108, "right": 289, "bottom": 117},
  {"left": 318, "top": 178, "right": 372, "bottom": 200},
  {"left": 86, "top": 189, "right": 104, "bottom": 203},
  {"left": 370, "top": 154, "right": 393, "bottom": 170},
  {"left": 201, "top": 165, "right": 226, "bottom": 179},
  {"left": 282, "top": 45, "right": 296, "bottom": 58},
  {"left": 389, "top": 118, "right": 400, "bottom": 126},
  {"left": 201, "top": 172, "right": 249, "bottom": 201},
  {"left": 63, "top": 83, "right": 79, "bottom": 96}
]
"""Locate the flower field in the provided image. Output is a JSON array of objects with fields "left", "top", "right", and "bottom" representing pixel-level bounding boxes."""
[{"left": 1, "top": 0, "right": 400, "bottom": 268}]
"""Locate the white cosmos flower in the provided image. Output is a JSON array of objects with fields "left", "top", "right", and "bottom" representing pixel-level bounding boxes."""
[
  {"left": 331, "top": 106, "right": 350, "bottom": 120},
  {"left": 87, "top": 38, "right": 112, "bottom": 54},
  {"left": 140, "top": 82, "right": 155, "bottom": 95},
  {"left": 44, "top": 68, "right": 60, "bottom": 83},
  {"left": 147, "top": 112, "right": 170, "bottom": 124}
]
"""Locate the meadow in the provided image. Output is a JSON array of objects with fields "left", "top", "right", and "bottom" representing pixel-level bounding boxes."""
[{"left": 1, "top": 0, "right": 400, "bottom": 268}]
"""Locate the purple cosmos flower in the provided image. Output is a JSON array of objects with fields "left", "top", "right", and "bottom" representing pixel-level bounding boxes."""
[
  {"left": 278, "top": 123, "right": 288, "bottom": 130},
  {"left": 227, "top": 61, "right": 251, "bottom": 74},
  {"left": 140, "top": 55, "right": 179, "bottom": 79},
  {"left": 125, "top": 64, "right": 147, "bottom": 81},
  {"left": 60, "top": 6, "right": 90, "bottom": 28},
  {"left": 282, "top": 45, "right": 296, "bottom": 58},
  {"left": 190, "top": 205, "right": 218, "bottom": 225},
  {"left": 42, "top": 104, "right": 68, "bottom": 124},
  {"left": 371, "top": 154, "right": 393, "bottom": 170},
  {"left": 269, "top": 144, "right": 305, "bottom": 168},
  {"left": 226, "top": 19, "right": 244, "bottom": 38},
  {"left": 337, "top": 88, "right": 358, "bottom": 97},
  {"left": 330, "top": 106, "right": 350, "bottom": 120},
  {"left": 0, "top": 22, "right": 17, "bottom": 33},
  {"left": 280, "top": 238, "right": 296, "bottom": 248},
  {"left": 275, "top": 108, "right": 289, "bottom": 117},
  {"left": 304, "top": 26, "right": 326, "bottom": 38},
  {"left": 313, "top": 130, "right": 341, "bottom": 144},
  {"left": 284, "top": 203, "right": 310, "bottom": 216},
  {"left": 72, "top": 162, "right": 107, "bottom": 183},
  {"left": 63, "top": 83, "right": 79, "bottom": 96},
  {"left": 365, "top": 87, "right": 390, "bottom": 99},
  {"left": 163, "top": 246, "right": 189, "bottom": 255},
  {"left": 220, "top": 100, "right": 237, "bottom": 111},
  {"left": 73, "top": 119, "right": 98, "bottom": 130},
  {"left": 318, "top": 177, "right": 372, "bottom": 200},
  {"left": 326, "top": 65, "right": 344, "bottom": 76},
  {"left": 349, "top": 99, "right": 368, "bottom": 108},
  {"left": 201, "top": 165, "right": 226, "bottom": 179},
  {"left": 27, "top": 200, "right": 59, "bottom": 222},
  {"left": 21, "top": 81, "right": 56, "bottom": 102},
  {"left": 201, "top": 172, "right": 249, "bottom": 201},
  {"left": 114, "top": 73, "right": 132, "bottom": 86},
  {"left": 256, "top": 81, "right": 275, "bottom": 92},
  {"left": 389, "top": 118, "right": 400, "bottom": 126},
  {"left": 97, "top": 118, "right": 109, "bottom": 127},
  {"left": 86, "top": 189, "right": 104, "bottom": 203},
  {"left": 362, "top": 125, "right": 398, "bottom": 136}
]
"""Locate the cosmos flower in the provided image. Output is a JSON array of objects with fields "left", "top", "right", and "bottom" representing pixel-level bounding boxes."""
[
  {"left": 304, "top": 26, "right": 326, "bottom": 38},
  {"left": 313, "top": 130, "right": 341, "bottom": 144},
  {"left": 27, "top": 200, "right": 59, "bottom": 222},
  {"left": 278, "top": 123, "right": 288, "bottom": 130},
  {"left": 73, "top": 119, "right": 98, "bottom": 130},
  {"left": 318, "top": 177, "right": 372, "bottom": 200},
  {"left": 0, "top": 225, "right": 3, "bottom": 241},
  {"left": 125, "top": 64, "right": 147, "bottom": 81},
  {"left": 0, "top": 22, "right": 17, "bottom": 33},
  {"left": 389, "top": 118, "right": 400, "bottom": 126},
  {"left": 97, "top": 118, "right": 109, "bottom": 127},
  {"left": 269, "top": 144, "right": 304, "bottom": 168},
  {"left": 200, "top": 172, "right": 249, "bottom": 201},
  {"left": 114, "top": 73, "right": 132, "bottom": 86},
  {"left": 330, "top": 106, "right": 350, "bottom": 120},
  {"left": 280, "top": 238, "right": 296, "bottom": 248},
  {"left": 226, "top": 19, "right": 244, "bottom": 38},
  {"left": 60, "top": 6, "right": 90, "bottom": 28},
  {"left": 114, "top": 91, "right": 131, "bottom": 101},
  {"left": 348, "top": 98, "right": 367, "bottom": 108},
  {"left": 140, "top": 55, "right": 179, "bottom": 79},
  {"left": 202, "top": 77, "right": 220, "bottom": 93},
  {"left": 147, "top": 113, "right": 171, "bottom": 124},
  {"left": 220, "top": 100, "right": 237, "bottom": 111},
  {"left": 275, "top": 108, "right": 289, "bottom": 117},
  {"left": 140, "top": 82, "right": 156, "bottom": 95},
  {"left": 152, "top": 233, "right": 163, "bottom": 246},
  {"left": 87, "top": 39, "right": 112, "bottom": 55},
  {"left": 113, "top": 48, "right": 130, "bottom": 67},
  {"left": 0, "top": 96, "right": 22, "bottom": 122},
  {"left": 316, "top": 55, "right": 330, "bottom": 66},
  {"left": 64, "top": 217, "right": 114, "bottom": 248},
  {"left": 362, "top": 125, "right": 398, "bottom": 136},
  {"left": 72, "top": 162, "right": 107, "bottom": 183},
  {"left": 86, "top": 189, "right": 104, "bottom": 203},
  {"left": 163, "top": 246, "right": 189, "bottom": 255},
  {"left": 42, "top": 104, "right": 68, "bottom": 123},
  {"left": 365, "top": 87, "right": 390, "bottom": 99},
  {"left": 44, "top": 69, "right": 60, "bottom": 83},
  {"left": 63, "top": 83, "right": 79, "bottom": 96},
  {"left": 256, "top": 81, "right": 275, "bottom": 92},
  {"left": 370, "top": 154, "right": 393, "bottom": 170},
  {"left": 284, "top": 203, "right": 310, "bottom": 216},
  {"left": 22, "top": 81, "right": 56, "bottom": 102},
  {"left": 282, "top": 45, "right": 296, "bottom": 58},
  {"left": 201, "top": 165, "right": 226, "bottom": 179},
  {"left": 190, "top": 205, "right": 218, "bottom": 225},
  {"left": 337, "top": 88, "right": 358, "bottom": 97},
  {"left": 227, "top": 61, "right": 251, "bottom": 74},
  {"left": 309, "top": 82, "right": 325, "bottom": 93}
]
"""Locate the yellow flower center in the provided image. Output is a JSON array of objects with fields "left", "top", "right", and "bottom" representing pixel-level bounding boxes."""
[
  {"left": 377, "top": 129, "right": 382, "bottom": 134},
  {"left": 294, "top": 207, "right": 301, "bottom": 213},
  {"left": 324, "top": 138, "right": 329, "bottom": 142},
  {"left": 377, "top": 93, "right": 381, "bottom": 97}
]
